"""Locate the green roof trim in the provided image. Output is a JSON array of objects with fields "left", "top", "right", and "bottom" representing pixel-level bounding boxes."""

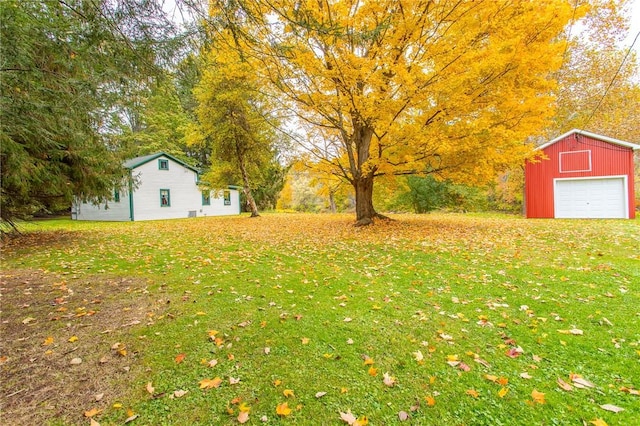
[{"left": 123, "top": 152, "right": 200, "bottom": 174}]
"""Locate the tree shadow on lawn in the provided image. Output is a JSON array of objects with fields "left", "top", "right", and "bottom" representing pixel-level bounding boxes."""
[{"left": 0, "top": 269, "right": 167, "bottom": 425}]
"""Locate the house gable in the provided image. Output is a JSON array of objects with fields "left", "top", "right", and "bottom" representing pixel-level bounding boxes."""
[
  {"left": 124, "top": 152, "right": 200, "bottom": 174},
  {"left": 537, "top": 129, "right": 640, "bottom": 152}
]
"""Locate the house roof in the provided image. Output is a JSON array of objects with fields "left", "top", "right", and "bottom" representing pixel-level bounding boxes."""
[
  {"left": 537, "top": 129, "right": 640, "bottom": 151},
  {"left": 123, "top": 152, "right": 200, "bottom": 173}
]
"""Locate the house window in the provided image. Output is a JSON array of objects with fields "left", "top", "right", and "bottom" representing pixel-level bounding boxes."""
[
  {"left": 160, "top": 189, "right": 171, "bottom": 207},
  {"left": 114, "top": 189, "right": 120, "bottom": 203},
  {"left": 223, "top": 190, "right": 231, "bottom": 206},
  {"left": 202, "top": 191, "right": 211, "bottom": 206},
  {"left": 158, "top": 159, "right": 169, "bottom": 170}
]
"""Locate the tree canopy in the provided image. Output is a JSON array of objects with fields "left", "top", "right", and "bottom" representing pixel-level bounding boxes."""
[
  {"left": 207, "top": 0, "right": 582, "bottom": 224},
  {"left": 0, "top": 0, "right": 180, "bottom": 228},
  {"left": 189, "top": 34, "right": 285, "bottom": 217}
]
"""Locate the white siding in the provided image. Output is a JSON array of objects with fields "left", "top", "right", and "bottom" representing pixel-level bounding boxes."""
[
  {"left": 71, "top": 154, "right": 241, "bottom": 221},
  {"left": 72, "top": 189, "right": 131, "bottom": 221},
  {"left": 201, "top": 189, "right": 241, "bottom": 217},
  {"left": 131, "top": 156, "right": 240, "bottom": 220}
]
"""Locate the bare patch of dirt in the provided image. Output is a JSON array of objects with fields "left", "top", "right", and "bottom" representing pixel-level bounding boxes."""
[{"left": 0, "top": 269, "right": 167, "bottom": 425}]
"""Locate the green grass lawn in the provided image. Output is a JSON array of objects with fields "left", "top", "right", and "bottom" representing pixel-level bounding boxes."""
[{"left": 1, "top": 213, "right": 639, "bottom": 425}]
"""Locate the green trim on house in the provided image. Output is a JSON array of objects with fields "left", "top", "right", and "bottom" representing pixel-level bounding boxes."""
[
  {"left": 128, "top": 172, "right": 134, "bottom": 221},
  {"left": 202, "top": 191, "right": 211, "bottom": 206},
  {"left": 160, "top": 189, "right": 171, "bottom": 207},
  {"left": 124, "top": 152, "right": 199, "bottom": 174}
]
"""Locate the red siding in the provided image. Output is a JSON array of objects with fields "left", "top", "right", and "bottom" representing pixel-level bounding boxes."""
[{"left": 525, "top": 132, "right": 636, "bottom": 218}]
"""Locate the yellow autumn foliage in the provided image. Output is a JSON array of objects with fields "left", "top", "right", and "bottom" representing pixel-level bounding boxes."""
[{"left": 206, "top": 0, "right": 581, "bottom": 222}]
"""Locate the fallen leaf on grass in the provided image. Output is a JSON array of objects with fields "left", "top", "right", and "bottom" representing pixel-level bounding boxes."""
[
  {"left": 42, "top": 336, "right": 54, "bottom": 346},
  {"left": 600, "top": 404, "right": 624, "bottom": 413},
  {"left": 90, "top": 419, "right": 100, "bottom": 426},
  {"left": 174, "top": 353, "right": 186, "bottom": 364},
  {"left": 172, "top": 390, "right": 188, "bottom": 398},
  {"left": 458, "top": 362, "right": 471, "bottom": 372},
  {"left": 589, "top": 419, "right": 608, "bottom": 426},
  {"left": 570, "top": 375, "right": 595, "bottom": 389},
  {"left": 124, "top": 414, "right": 138, "bottom": 423},
  {"left": 558, "top": 328, "right": 583, "bottom": 335},
  {"left": 531, "top": 390, "right": 545, "bottom": 404},
  {"left": 473, "top": 357, "right": 491, "bottom": 368},
  {"left": 68, "top": 336, "right": 78, "bottom": 343},
  {"left": 237, "top": 411, "right": 250, "bottom": 423},
  {"left": 557, "top": 378, "right": 573, "bottom": 391},
  {"left": 276, "top": 402, "right": 292, "bottom": 417},
  {"left": 413, "top": 350, "right": 424, "bottom": 362},
  {"left": 620, "top": 386, "right": 640, "bottom": 396},
  {"left": 146, "top": 382, "right": 155, "bottom": 394},
  {"left": 315, "top": 392, "right": 327, "bottom": 398},
  {"left": 70, "top": 357, "right": 82, "bottom": 365},
  {"left": 383, "top": 372, "right": 396, "bottom": 387},
  {"left": 229, "top": 377, "right": 240, "bottom": 385},
  {"left": 398, "top": 410, "right": 409, "bottom": 421},
  {"left": 84, "top": 408, "right": 102, "bottom": 417},
  {"left": 425, "top": 396, "right": 436, "bottom": 406},
  {"left": 301, "top": 337, "right": 310, "bottom": 345},
  {"left": 367, "top": 367, "right": 377, "bottom": 376},
  {"left": 498, "top": 387, "right": 509, "bottom": 398},
  {"left": 283, "top": 389, "right": 294, "bottom": 397},
  {"left": 339, "top": 410, "right": 368, "bottom": 425},
  {"left": 199, "top": 377, "right": 223, "bottom": 389},
  {"left": 505, "top": 347, "right": 523, "bottom": 358},
  {"left": 340, "top": 411, "right": 357, "bottom": 424},
  {"left": 520, "top": 372, "right": 533, "bottom": 379},
  {"left": 465, "top": 389, "right": 479, "bottom": 398}
]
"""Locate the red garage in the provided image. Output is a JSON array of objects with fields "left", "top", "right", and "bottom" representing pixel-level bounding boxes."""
[{"left": 525, "top": 129, "right": 639, "bottom": 219}]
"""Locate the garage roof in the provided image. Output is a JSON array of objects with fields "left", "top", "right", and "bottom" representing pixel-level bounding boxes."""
[{"left": 538, "top": 129, "right": 640, "bottom": 151}]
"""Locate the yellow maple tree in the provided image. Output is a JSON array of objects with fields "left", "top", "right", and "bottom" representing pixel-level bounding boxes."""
[{"left": 208, "top": 0, "right": 579, "bottom": 224}]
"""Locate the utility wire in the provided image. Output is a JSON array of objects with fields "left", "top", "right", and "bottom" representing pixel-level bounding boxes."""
[{"left": 583, "top": 30, "right": 640, "bottom": 128}]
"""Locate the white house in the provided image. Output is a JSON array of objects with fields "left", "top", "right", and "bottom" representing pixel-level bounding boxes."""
[{"left": 72, "top": 152, "right": 241, "bottom": 221}]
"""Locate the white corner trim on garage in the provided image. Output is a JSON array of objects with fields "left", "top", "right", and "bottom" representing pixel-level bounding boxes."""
[{"left": 553, "top": 176, "right": 629, "bottom": 219}]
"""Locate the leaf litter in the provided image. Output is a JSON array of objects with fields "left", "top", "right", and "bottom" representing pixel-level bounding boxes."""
[{"left": 0, "top": 268, "right": 167, "bottom": 425}]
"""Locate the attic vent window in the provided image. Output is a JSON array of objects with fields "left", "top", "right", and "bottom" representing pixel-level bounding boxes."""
[
  {"left": 559, "top": 150, "right": 591, "bottom": 173},
  {"left": 158, "top": 159, "right": 169, "bottom": 170}
]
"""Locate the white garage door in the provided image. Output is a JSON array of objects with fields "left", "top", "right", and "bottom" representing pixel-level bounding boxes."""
[{"left": 554, "top": 177, "right": 627, "bottom": 219}]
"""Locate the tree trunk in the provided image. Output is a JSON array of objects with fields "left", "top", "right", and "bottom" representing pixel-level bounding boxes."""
[
  {"left": 238, "top": 155, "right": 260, "bottom": 217},
  {"left": 354, "top": 174, "right": 375, "bottom": 226},
  {"left": 328, "top": 191, "right": 337, "bottom": 213}
]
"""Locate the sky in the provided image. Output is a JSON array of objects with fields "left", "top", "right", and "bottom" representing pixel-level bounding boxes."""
[{"left": 626, "top": 0, "right": 640, "bottom": 57}]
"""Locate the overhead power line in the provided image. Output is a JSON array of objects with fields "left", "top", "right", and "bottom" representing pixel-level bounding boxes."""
[{"left": 583, "top": 30, "right": 640, "bottom": 128}]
